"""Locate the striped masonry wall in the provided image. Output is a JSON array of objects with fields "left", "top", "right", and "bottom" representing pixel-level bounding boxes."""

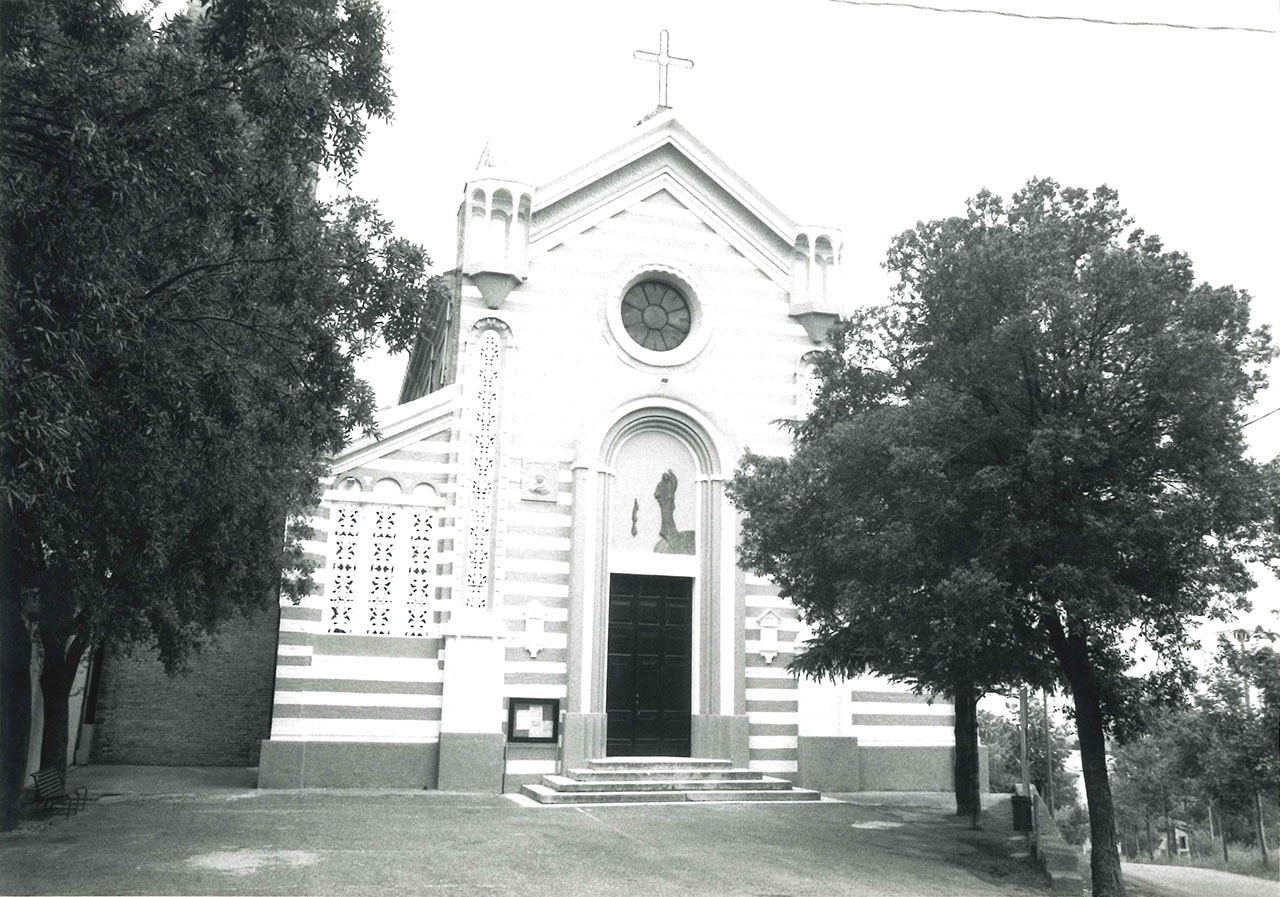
[
  {"left": 744, "top": 574, "right": 957, "bottom": 776},
  {"left": 744, "top": 572, "right": 801, "bottom": 775},
  {"left": 495, "top": 449, "right": 574, "bottom": 782},
  {"left": 270, "top": 416, "right": 460, "bottom": 750},
  {"left": 848, "top": 686, "right": 955, "bottom": 745}
]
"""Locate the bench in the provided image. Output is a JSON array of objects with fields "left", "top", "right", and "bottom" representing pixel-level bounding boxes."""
[{"left": 29, "top": 767, "right": 88, "bottom": 818}]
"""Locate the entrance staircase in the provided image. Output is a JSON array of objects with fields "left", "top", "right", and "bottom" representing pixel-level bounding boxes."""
[{"left": 521, "top": 757, "right": 822, "bottom": 805}]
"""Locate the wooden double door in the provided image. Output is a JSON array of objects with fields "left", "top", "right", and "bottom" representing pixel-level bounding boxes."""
[{"left": 605, "top": 573, "right": 692, "bottom": 756}]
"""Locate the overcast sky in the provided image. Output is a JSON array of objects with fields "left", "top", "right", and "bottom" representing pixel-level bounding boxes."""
[{"left": 336, "top": 0, "right": 1278, "bottom": 637}]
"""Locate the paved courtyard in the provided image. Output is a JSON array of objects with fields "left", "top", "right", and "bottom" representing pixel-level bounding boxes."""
[{"left": 0, "top": 768, "right": 1052, "bottom": 896}]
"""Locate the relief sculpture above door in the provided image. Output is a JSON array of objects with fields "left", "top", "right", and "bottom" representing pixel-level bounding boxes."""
[{"left": 610, "top": 431, "right": 697, "bottom": 558}]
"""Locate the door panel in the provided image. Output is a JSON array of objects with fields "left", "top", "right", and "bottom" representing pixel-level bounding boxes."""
[{"left": 605, "top": 573, "right": 692, "bottom": 756}]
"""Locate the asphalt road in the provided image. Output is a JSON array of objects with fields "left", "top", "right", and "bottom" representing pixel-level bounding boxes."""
[
  {"left": 0, "top": 782, "right": 1050, "bottom": 896},
  {"left": 1122, "top": 861, "right": 1278, "bottom": 897}
]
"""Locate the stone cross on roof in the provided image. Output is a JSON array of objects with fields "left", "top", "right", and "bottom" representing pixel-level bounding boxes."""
[{"left": 633, "top": 30, "right": 694, "bottom": 109}]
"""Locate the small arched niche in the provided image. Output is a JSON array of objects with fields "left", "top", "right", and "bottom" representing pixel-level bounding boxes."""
[{"left": 372, "top": 477, "right": 403, "bottom": 497}]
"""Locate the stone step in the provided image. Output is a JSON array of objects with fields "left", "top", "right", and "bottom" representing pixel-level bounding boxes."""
[
  {"left": 584, "top": 757, "right": 735, "bottom": 772},
  {"left": 564, "top": 767, "right": 764, "bottom": 782},
  {"left": 684, "top": 788, "right": 821, "bottom": 802},
  {"left": 521, "top": 784, "right": 822, "bottom": 805},
  {"left": 540, "top": 774, "right": 794, "bottom": 793}
]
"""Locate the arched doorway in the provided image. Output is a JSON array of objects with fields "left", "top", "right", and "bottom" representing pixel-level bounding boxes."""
[{"left": 563, "top": 401, "right": 746, "bottom": 765}]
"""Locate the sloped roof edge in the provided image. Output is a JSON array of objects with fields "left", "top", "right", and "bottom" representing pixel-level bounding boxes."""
[
  {"left": 533, "top": 110, "right": 798, "bottom": 246},
  {"left": 331, "top": 384, "right": 460, "bottom": 472},
  {"left": 528, "top": 169, "right": 793, "bottom": 290}
]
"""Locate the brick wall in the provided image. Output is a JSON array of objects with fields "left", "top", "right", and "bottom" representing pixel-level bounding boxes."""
[{"left": 92, "top": 604, "right": 279, "bottom": 766}]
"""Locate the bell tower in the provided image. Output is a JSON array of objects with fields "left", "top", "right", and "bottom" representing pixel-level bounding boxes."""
[
  {"left": 457, "top": 141, "right": 533, "bottom": 309},
  {"left": 789, "top": 226, "right": 843, "bottom": 344}
]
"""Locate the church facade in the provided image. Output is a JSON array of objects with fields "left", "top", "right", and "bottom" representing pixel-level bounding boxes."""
[{"left": 257, "top": 111, "right": 963, "bottom": 792}]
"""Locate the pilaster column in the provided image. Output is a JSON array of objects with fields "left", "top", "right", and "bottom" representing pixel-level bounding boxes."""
[
  {"left": 437, "top": 608, "right": 507, "bottom": 791},
  {"left": 563, "top": 462, "right": 606, "bottom": 770}
]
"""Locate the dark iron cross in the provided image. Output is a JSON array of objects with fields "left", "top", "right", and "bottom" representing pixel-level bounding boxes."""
[{"left": 633, "top": 30, "right": 694, "bottom": 108}]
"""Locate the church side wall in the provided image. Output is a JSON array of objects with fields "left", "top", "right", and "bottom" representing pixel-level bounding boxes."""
[
  {"left": 92, "top": 604, "right": 279, "bottom": 767},
  {"left": 259, "top": 421, "right": 460, "bottom": 788}
]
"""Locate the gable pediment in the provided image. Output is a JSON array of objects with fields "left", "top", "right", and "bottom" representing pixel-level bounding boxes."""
[
  {"left": 529, "top": 116, "right": 798, "bottom": 290},
  {"left": 330, "top": 384, "right": 459, "bottom": 474}
]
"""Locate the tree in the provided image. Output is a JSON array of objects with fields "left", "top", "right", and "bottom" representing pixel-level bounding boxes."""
[
  {"left": 728, "top": 179, "right": 1274, "bottom": 895},
  {"left": 1103, "top": 633, "right": 1279, "bottom": 867},
  {"left": 1111, "top": 714, "right": 1184, "bottom": 861},
  {"left": 978, "top": 700, "right": 1079, "bottom": 808},
  {"left": 732, "top": 387, "right": 1050, "bottom": 826},
  {"left": 1178, "top": 632, "right": 1279, "bottom": 866},
  {"left": 1, "top": 0, "right": 447, "bottom": 830},
  {"left": 1057, "top": 803, "right": 1092, "bottom": 847}
]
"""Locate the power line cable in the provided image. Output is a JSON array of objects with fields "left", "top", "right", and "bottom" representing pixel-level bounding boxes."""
[
  {"left": 828, "top": 0, "right": 1279, "bottom": 34},
  {"left": 1244, "top": 406, "right": 1280, "bottom": 427}
]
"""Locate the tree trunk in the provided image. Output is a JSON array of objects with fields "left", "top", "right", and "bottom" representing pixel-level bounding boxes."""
[
  {"left": 0, "top": 508, "right": 32, "bottom": 831},
  {"left": 1145, "top": 813, "right": 1154, "bottom": 860},
  {"left": 1253, "top": 790, "right": 1270, "bottom": 867},
  {"left": 1164, "top": 796, "right": 1176, "bottom": 862},
  {"left": 1220, "top": 805, "right": 1229, "bottom": 863},
  {"left": 1070, "top": 668, "right": 1126, "bottom": 895},
  {"left": 952, "top": 681, "right": 982, "bottom": 827},
  {"left": 37, "top": 631, "right": 85, "bottom": 776}
]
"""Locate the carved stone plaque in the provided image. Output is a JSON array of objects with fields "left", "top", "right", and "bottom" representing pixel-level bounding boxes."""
[{"left": 520, "top": 460, "right": 559, "bottom": 503}]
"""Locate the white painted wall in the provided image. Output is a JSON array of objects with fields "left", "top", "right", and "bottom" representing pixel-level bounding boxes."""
[{"left": 26, "top": 651, "right": 91, "bottom": 776}]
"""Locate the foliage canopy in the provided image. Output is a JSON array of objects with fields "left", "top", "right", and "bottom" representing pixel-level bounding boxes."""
[
  {"left": 728, "top": 178, "right": 1274, "bottom": 895},
  {"left": 0, "top": 0, "right": 447, "bottom": 824},
  {"left": 978, "top": 701, "right": 1079, "bottom": 808}
]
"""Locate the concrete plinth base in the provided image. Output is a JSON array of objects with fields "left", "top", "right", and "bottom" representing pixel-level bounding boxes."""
[
  {"left": 859, "top": 745, "right": 950, "bottom": 790},
  {"left": 856, "top": 744, "right": 989, "bottom": 792},
  {"left": 437, "top": 732, "right": 505, "bottom": 792},
  {"left": 561, "top": 712, "right": 607, "bottom": 771},
  {"left": 797, "top": 736, "right": 859, "bottom": 791},
  {"left": 257, "top": 739, "right": 438, "bottom": 788},
  {"left": 691, "top": 714, "right": 749, "bottom": 767}
]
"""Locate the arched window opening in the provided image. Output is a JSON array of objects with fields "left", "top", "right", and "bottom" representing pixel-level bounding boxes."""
[
  {"left": 489, "top": 189, "right": 513, "bottom": 264},
  {"left": 814, "top": 236, "right": 835, "bottom": 304},
  {"left": 794, "top": 234, "right": 812, "bottom": 303}
]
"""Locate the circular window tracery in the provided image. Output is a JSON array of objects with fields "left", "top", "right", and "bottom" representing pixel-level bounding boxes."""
[{"left": 621, "top": 281, "right": 692, "bottom": 352}]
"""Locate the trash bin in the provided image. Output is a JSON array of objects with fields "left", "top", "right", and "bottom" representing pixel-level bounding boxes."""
[{"left": 1011, "top": 794, "right": 1033, "bottom": 831}]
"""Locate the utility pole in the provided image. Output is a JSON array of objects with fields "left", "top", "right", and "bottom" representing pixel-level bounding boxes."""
[
  {"left": 1235, "top": 628, "right": 1270, "bottom": 868},
  {"left": 1020, "top": 687, "right": 1030, "bottom": 798},
  {"left": 1043, "top": 689, "right": 1054, "bottom": 816}
]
